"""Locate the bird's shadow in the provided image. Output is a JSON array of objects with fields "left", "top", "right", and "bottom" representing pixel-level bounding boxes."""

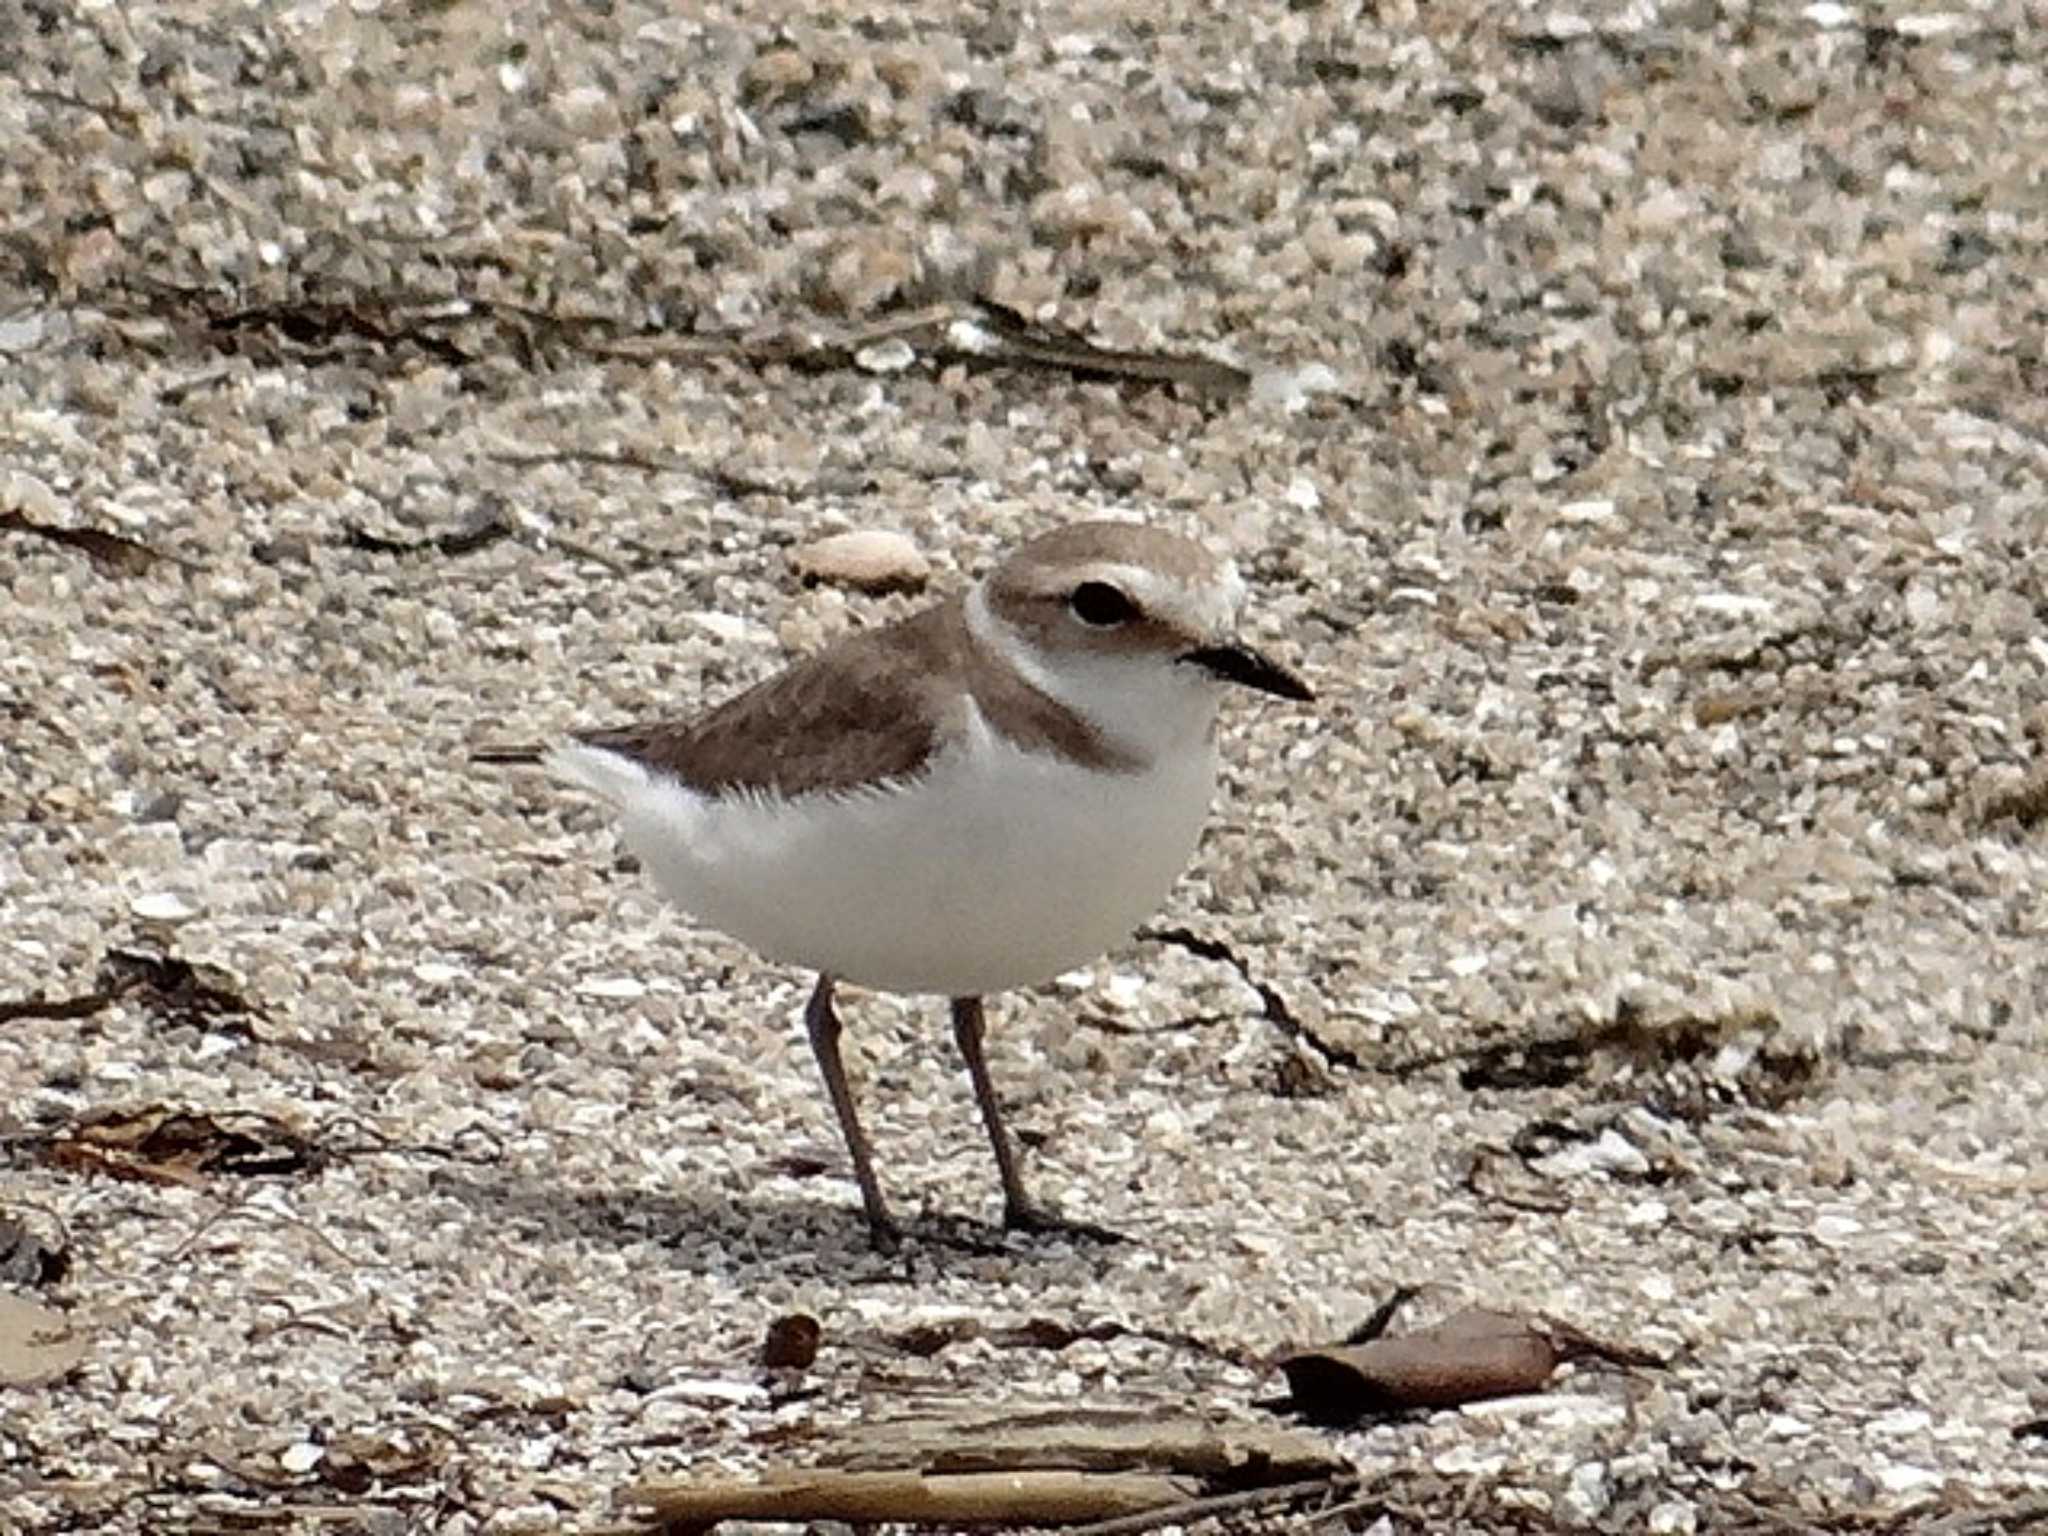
[{"left": 424, "top": 1162, "right": 1126, "bottom": 1276}]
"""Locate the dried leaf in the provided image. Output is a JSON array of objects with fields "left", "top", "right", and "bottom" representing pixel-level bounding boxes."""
[
  {"left": 98, "top": 948, "right": 259, "bottom": 1033},
  {"left": 47, "top": 1104, "right": 320, "bottom": 1185},
  {"left": 1278, "top": 1308, "right": 1564, "bottom": 1423},
  {"left": 1, "top": 950, "right": 257, "bottom": 1031}
]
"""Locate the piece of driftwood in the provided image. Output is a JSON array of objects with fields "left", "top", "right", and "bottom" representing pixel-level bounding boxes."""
[
  {"left": 626, "top": 1467, "right": 1197, "bottom": 1530},
  {"left": 626, "top": 1404, "right": 1347, "bottom": 1531},
  {"left": 827, "top": 1403, "right": 1342, "bottom": 1481}
]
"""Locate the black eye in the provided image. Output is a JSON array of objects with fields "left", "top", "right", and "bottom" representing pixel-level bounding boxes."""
[{"left": 1068, "top": 581, "right": 1140, "bottom": 628}]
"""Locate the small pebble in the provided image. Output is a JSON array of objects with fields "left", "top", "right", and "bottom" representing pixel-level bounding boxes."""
[
  {"left": 791, "top": 530, "right": 931, "bottom": 595},
  {"left": 130, "top": 892, "right": 199, "bottom": 924}
]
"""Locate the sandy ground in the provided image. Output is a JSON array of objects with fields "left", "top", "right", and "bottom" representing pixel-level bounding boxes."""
[{"left": 3, "top": 0, "right": 2046, "bottom": 1531}]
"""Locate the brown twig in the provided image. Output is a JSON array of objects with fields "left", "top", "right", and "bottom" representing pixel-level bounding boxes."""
[{"left": 1065, "top": 1476, "right": 1349, "bottom": 1536}]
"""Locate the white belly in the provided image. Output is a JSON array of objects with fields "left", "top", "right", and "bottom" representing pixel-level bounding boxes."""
[{"left": 552, "top": 734, "right": 1218, "bottom": 997}]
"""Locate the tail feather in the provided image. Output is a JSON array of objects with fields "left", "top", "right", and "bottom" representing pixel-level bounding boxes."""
[{"left": 542, "top": 740, "right": 652, "bottom": 807}]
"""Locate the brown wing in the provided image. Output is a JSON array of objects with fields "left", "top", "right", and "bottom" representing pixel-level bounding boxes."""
[{"left": 573, "top": 602, "right": 967, "bottom": 800}]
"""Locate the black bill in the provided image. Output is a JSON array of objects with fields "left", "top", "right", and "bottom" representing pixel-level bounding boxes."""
[{"left": 1181, "top": 643, "right": 1314, "bottom": 702}]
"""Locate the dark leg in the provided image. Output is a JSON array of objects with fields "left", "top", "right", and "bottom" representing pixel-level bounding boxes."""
[
  {"left": 804, "top": 974, "right": 900, "bottom": 1250},
  {"left": 950, "top": 996, "right": 1123, "bottom": 1242}
]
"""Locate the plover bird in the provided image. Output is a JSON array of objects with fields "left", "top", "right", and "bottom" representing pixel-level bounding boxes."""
[{"left": 486, "top": 521, "right": 1310, "bottom": 1248}]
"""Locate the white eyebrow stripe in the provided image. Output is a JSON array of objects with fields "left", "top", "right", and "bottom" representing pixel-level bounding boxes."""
[{"left": 1093, "top": 561, "right": 1244, "bottom": 636}]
